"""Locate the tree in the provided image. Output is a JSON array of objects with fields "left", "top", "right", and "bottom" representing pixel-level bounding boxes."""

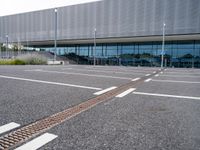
[
  {"left": 12, "top": 43, "right": 19, "bottom": 51},
  {"left": 0, "top": 43, "right": 6, "bottom": 51}
]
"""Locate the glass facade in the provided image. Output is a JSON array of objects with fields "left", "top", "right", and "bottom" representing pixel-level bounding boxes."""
[{"left": 41, "top": 40, "right": 200, "bottom": 68}]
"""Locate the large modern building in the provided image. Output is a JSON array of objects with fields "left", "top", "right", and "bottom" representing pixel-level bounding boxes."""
[{"left": 0, "top": 0, "right": 200, "bottom": 68}]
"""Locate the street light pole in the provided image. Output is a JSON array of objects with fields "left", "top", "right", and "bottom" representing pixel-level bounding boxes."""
[
  {"left": 93, "top": 28, "right": 96, "bottom": 66},
  {"left": 0, "top": 37, "right": 2, "bottom": 59},
  {"left": 54, "top": 8, "right": 58, "bottom": 62},
  {"left": 6, "top": 35, "right": 8, "bottom": 59},
  {"left": 161, "top": 23, "right": 166, "bottom": 69},
  {"left": 18, "top": 39, "right": 20, "bottom": 56}
]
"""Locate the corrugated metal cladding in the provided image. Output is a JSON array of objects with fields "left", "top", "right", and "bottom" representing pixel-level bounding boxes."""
[{"left": 0, "top": 0, "right": 200, "bottom": 43}]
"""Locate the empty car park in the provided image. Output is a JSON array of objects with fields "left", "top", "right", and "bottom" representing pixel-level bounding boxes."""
[
  {"left": 0, "top": 65, "right": 200, "bottom": 149},
  {"left": 0, "top": 0, "right": 200, "bottom": 149}
]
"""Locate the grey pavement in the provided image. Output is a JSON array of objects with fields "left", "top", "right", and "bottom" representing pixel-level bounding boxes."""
[
  {"left": 0, "top": 65, "right": 151, "bottom": 126},
  {"left": 0, "top": 65, "right": 200, "bottom": 150}
]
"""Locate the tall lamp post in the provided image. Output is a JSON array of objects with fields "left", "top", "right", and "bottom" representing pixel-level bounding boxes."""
[
  {"left": 161, "top": 23, "right": 166, "bottom": 69},
  {"left": 18, "top": 38, "right": 21, "bottom": 56},
  {"left": 93, "top": 28, "right": 97, "bottom": 66},
  {"left": 54, "top": 8, "right": 58, "bottom": 61},
  {"left": 0, "top": 37, "right": 2, "bottom": 58},
  {"left": 6, "top": 35, "right": 8, "bottom": 58}
]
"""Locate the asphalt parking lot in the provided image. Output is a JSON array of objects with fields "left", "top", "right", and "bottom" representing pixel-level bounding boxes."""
[{"left": 0, "top": 65, "right": 200, "bottom": 150}]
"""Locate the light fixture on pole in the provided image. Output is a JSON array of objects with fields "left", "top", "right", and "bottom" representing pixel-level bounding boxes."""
[
  {"left": 93, "top": 28, "right": 97, "bottom": 66},
  {"left": 0, "top": 37, "right": 2, "bottom": 58},
  {"left": 161, "top": 23, "right": 166, "bottom": 69},
  {"left": 54, "top": 8, "right": 58, "bottom": 62},
  {"left": 17, "top": 38, "right": 20, "bottom": 56},
  {"left": 6, "top": 35, "right": 8, "bottom": 58}
]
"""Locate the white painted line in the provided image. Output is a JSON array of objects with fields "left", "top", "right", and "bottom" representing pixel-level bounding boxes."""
[
  {"left": 153, "top": 71, "right": 156, "bottom": 74},
  {"left": 160, "top": 72, "right": 163, "bottom": 74},
  {"left": 0, "top": 75, "right": 101, "bottom": 90},
  {"left": 94, "top": 86, "right": 117, "bottom": 95},
  {"left": 144, "top": 78, "right": 152, "bottom": 82},
  {"left": 33, "top": 69, "right": 42, "bottom": 71},
  {"left": 145, "top": 74, "right": 151, "bottom": 76},
  {"left": 15, "top": 133, "right": 58, "bottom": 150},
  {"left": 62, "top": 68, "right": 72, "bottom": 70},
  {"left": 155, "top": 74, "right": 159, "bottom": 77},
  {"left": 167, "top": 72, "right": 200, "bottom": 75},
  {"left": 25, "top": 70, "right": 133, "bottom": 80},
  {"left": 62, "top": 68, "right": 143, "bottom": 75},
  {"left": 28, "top": 69, "right": 42, "bottom": 71},
  {"left": 116, "top": 88, "right": 136, "bottom": 98},
  {"left": 161, "top": 74, "right": 200, "bottom": 78},
  {"left": 0, "top": 122, "right": 20, "bottom": 135},
  {"left": 70, "top": 66, "right": 152, "bottom": 74},
  {"left": 131, "top": 78, "right": 141, "bottom": 81},
  {"left": 133, "top": 92, "right": 200, "bottom": 100},
  {"left": 152, "top": 79, "right": 200, "bottom": 84}
]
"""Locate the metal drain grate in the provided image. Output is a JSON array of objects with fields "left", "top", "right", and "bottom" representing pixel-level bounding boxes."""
[{"left": 0, "top": 71, "right": 160, "bottom": 150}]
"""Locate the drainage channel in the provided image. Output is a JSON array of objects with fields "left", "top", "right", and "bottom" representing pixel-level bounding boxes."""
[{"left": 0, "top": 70, "right": 161, "bottom": 150}]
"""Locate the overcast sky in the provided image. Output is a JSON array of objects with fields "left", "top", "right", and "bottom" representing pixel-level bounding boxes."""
[{"left": 0, "top": 0, "right": 101, "bottom": 16}]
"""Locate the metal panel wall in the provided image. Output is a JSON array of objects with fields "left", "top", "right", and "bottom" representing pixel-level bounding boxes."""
[{"left": 0, "top": 0, "right": 200, "bottom": 43}]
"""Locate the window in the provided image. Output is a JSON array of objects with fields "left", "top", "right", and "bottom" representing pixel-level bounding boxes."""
[
  {"left": 95, "top": 45, "right": 103, "bottom": 57},
  {"left": 121, "top": 44, "right": 134, "bottom": 55},
  {"left": 107, "top": 44, "right": 117, "bottom": 57},
  {"left": 79, "top": 46, "right": 88, "bottom": 56}
]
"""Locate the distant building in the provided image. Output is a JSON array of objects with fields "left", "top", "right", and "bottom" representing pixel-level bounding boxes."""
[{"left": 0, "top": 0, "right": 200, "bottom": 67}]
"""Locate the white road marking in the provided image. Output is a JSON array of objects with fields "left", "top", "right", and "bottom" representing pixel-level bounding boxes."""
[
  {"left": 0, "top": 75, "right": 101, "bottom": 90},
  {"left": 131, "top": 78, "right": 140, "bottom": 81},
  {"left": 94, "top": 86, "right": 117, "bottom": 95},
  {"left": 160, "top": 72, "right": 163, "bottom": 74},
  {"left": 152, "top": 79, "right": 200, "bottom": 84},
  {"left": 133, "top": 92, "right": 200, "bottom": 100},
  {"left": 145, "top": 74, "right": 151, "bottom": 76},
  {"left": 62, "top": 68, "right": 143, "bottom": 75},
  {"left": 116, "top": 88, "right": 136, "bottom": 98},
  {"left": 62, "top": 68, "right": 72, "bottom": 70},
  {"left": 15, "top": 133, "right": 58, "bottom": 150},
  {"left": 25, "top": 70, "right": 133, "bottom": 80},
  {"left": 34, "top": 69, "right": 42, "bottom": 71},
  {"left": 144, "top": 78, "right": 152, "bottom": 82},
  {"left": 155, "top": 74, "right": 159, "bottom": 77},
  {"left": 0, "top": 122, "right": 20, "bottom": 135},
  {"left": 167, "top": 72, "right": 200, "bottom": 75},
  {"left": 84, "top": 66, "right": 153, "bottom": 73},
  {"left": 161, "top": 74, "right": 200, "bottom": 78},
  {"left": 153, "top": 71, "right": 156, "bottom": 73}
]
